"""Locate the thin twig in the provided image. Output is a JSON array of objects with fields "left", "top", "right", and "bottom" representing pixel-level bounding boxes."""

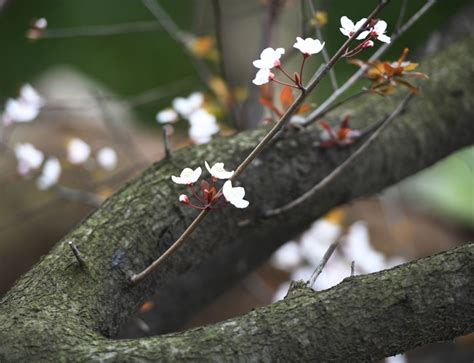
[
  {"left": 350, "top": 261, "right": 355, "bottom": 277},
  {"left": 265, "top": 92, "right": 414, "bottom": 217},
  {"left": 162, "top": 125, "right": 171, "bottom": 158},
  {"left": 303, "top": 0, "right": 436, "bottom": 126},
  {"left": 68, "top": 241, "right": 87, "bottom": 268},
  {"left": 307, "top": 0, "right": 338, "bottom": 90},
  {"left": 141, "top": 0, "right": 213, "bottom": 85},
  {"left": 395, "top": 0, "right": 409, "bottom": 31},
  {"left": 212, "top": 0, "right": 228, "bottom": 82},
  {"left": 41, "top": 21, "right": 162, "bottom": 39},
  {"left": 307, "top": 240, "right": 339, "bottom": 288},
  {"left": 129, "top": 1, "right": 392, "bottom": 285}
]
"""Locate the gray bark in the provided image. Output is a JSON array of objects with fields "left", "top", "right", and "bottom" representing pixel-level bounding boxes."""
[{"left": 0, "top": 32, "right": 473, "bottom": 362}]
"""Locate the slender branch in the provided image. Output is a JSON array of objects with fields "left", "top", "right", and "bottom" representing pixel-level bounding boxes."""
[
  {"left": 129, "top": 0, "right": 392, "bottom": 284},
  {"left": 68, "top": 241, "right": 87, "bottom": 269},
  {"left": 265, "top": 92, "right": 414, "bottom": 217},
  {"left": 307, "top": 239, "right": 339, "bottom": 288},
  {"left": 307, "top": 0, "right": 338, "bottom": 90},
  {"left": 40, "top": 21, "right": 162, "bottom": 39},
  {"left": 212, "top": 0, "right": 227, "bottom": 82},
  {"left": 395, "top": 0, "right": 409, "bottom": 31},
  {"left": 129, "top": 209, "right": 210, "bottom": 285},
  {"left": 141, "top": 0, "right": 213, "bottom": 85},
  {"left": 303, "top": 0, "right": 436, "bottom": 126},
  {"left": 162, "top": 125, "right": 171, "bottom": 159}
]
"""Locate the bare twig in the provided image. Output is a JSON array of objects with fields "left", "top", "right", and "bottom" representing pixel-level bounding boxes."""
[
  {"left": 265, "top": 92, "right": 414, "bottom": 217},
  {"left": 129, "top": 1, "right": 392, "bottom": 285},
  {"left": 350, "top": 261, "right": 355, "bottom": 277},
  {"left": 395, "top": 0, "right": 409, "bottom": 31},
  {"left": 162, "top": 125, "right": 171, "bottom": 158},
  {"left": 303, "top": 0, "right": 436, "bottom": 126},
  {"left": 212, "top": 0, "right": 228, "bottom": 83},
  {"left": 68, "top": 241, "right": 87, "bottom": 268},
  {"left": 41, "top": 21, "right": 162, "bottom": 39},
  {"left": 307, "top": 240, "right": 339, "bottom": 288}
]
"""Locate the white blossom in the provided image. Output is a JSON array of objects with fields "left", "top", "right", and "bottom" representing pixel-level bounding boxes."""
[
  {"left": 97, "top": 147, "right": 118, "bottom": 171},
  {"left": 37, "top": 157, "right": 61, "bottom": 190},
  {"left": 171, "top": 166, "right": 202, "bottom": 185},
  {"left": 223, "top": 180, "right": 249, "bottom": 208},
  {"left": 339, "top": 16, "right": 369, "bottom": 39},
  {"left": 293, "top": 37, "right": 325, "bottom": 56},
  {"left": 172, "top": 92, "right": 204, "bottom": 117},
  {"left": 67, "top": 138, "right": 91, "bottom": 165},
  {"left": 34, "top": 18, "right": 48, "bottom": 30},
  {"left": 3, "top": 98, "right": 40, "bottom": 124},
  {"left": 179, "top": 194, "right": 190, "bottom": 203},
  {"left": 372, "top": 20, "right": 391, "bottom": 44},
  {"left": 19, "top": 84, "right": 45, "bottom": 108},
  {"left": 156, "top": 108, "right": 178, "bottom": 124},
  {"left": 252, "top": 47, "right": 285, "bottom": 69},
  {"left": 205, "top": 161, "right": 234, "bottom": 179},
  {"left": 271, "top": 241, "right": 303, "bottom": 271},
  {"left": 252, "top": 69, "right": 274, "bottom": 86},
  {"left": 188, "top": 109, "right": 219, "bottom": 144},
  {"left": 14, "top": 143, "right": 44, "bottom": 176}
]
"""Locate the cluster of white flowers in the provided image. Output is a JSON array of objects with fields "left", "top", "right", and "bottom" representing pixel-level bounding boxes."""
[
  {"left": 340, "top": 16, "right": 391, "bottom": 44},
  {"left": 2, "top": 84, "right": 45, "bottom": 125},
  {"left": 272, "top": 219, "right": 405, "bottom": 301},
  {"left": 171, "top": 161, "right": 249, "bottom": 209},
  {"left": 66, "top": 137, "right": 118, "bottom": 170},
  {"left": 156, "top": 92, "right": 219, "bottom": 145},
  {"left": 252, "top": 36, "right": 325, "bottom": 86}
]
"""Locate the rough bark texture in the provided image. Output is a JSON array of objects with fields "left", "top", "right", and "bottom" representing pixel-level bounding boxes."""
[{"left": 0, "top": 34, "right": 473, "bottom": 362}]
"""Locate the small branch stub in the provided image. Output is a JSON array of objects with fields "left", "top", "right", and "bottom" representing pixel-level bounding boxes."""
[{"left": 68, "top": 241, "right": 87, "bottom": 269}]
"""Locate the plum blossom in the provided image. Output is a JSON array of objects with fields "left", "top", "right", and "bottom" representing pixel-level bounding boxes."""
[
  {"left": 34, "top": 18, "right": 48, "bottom": 30},
  {"left": 205, "top": 161, "right": 234, "bottom": 179},
  {"left": 371, "top": 20, "right": 391, "bottom": 44},
  {"left": 223, "top": 180, "right": 249, "bottom": 208},
  {"left": 156, "top": 108, "right": 178, "bottom": 124},
  {"left": 36, "top": 157, "right": 61, "bottom": 190},
  {"left": 171, "top": 166, "right": 202, "bottom": 185},
  {"left": 172, "top": 92, "right": 204, "bottom": 117},
  {"left": 14, "top": 143, "right": 44, "bottom": 176},
  {"left": 252, "top": 69, "right": 274, "bottom": 86},
  {"left": 20, "top": 84, "right": 45, "bottom": 107},
  {"left": 178, "top": 194, "right": 190, "bottom": 204},
  {"left": 96, "top": 147, "right": 118, "bottom": 171},
  {"left": 188, "top": 109, "right": 219, "bottom": 144},
  {"left": 339, "top": 16, "right": 369, "bottom": 39},
  {"left": 253, "top": 47, "right": 285, "bottom": 69},
  {"left": 67, "top": 138, "right": 91, "bottom": 165},
  {"left": 293, "top": 37, "right": 325, "bottom": 56},
  {"left": 3, "top": 84, "right": 45, "bottom": 124}
]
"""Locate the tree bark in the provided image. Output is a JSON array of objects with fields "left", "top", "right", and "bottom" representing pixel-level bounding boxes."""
[{"left": 0, "top": 33, "right": 473, "bottom": 362}]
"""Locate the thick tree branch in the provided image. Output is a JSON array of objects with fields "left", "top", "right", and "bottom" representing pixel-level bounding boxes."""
[{"left": 0, "top": 35, "right": 473, "bottom": 361}]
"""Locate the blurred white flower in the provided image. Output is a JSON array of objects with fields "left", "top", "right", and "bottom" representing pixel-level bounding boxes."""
[
  {"left": 339, "top": 16, "right": 369, "bottom": 39},
  {"left": 37, "top": 157, "right": 61, "bottom": 190},
  {"left": 252, "top": 69, "right": 274, "bottom": 86},
  {"left": 19, "top": 84, "right": 45, "bottom": 107},
  {"left": 290, "top": 265, "right": 314, "bottom": 282},
  {"left": 223, "top": 180, "right": 249, "bottom": 208},
  {"left": 372, "top": 20, "right": 391, "bottom": 44},
  {"left": 300, "top": 220, "right": 342, "bottom": 265},
  {"left": 171, "top": 166, "right": 202, "bottom": 185},
  {"left": 271, "top": 241, "right": 303, "bottom": 271},
  {"left": 3, "top": 84, "right": 45, "bottom": 124},
  {"left": 253, "top": 47, "right": 285, "bottom": 69},
  {"left": 188, "top": 109, "right": 219, "bottom": 144},
  {"left": 293, "top": 37, "right": 325, "bottom": 56},
  {"left": 14, "top": 143, "right": 44, "bottom": 176},
  {"left": 97, "top": 147, "right": 118, "bottom": 171},
  {"left": 172, "top": 92, "right": 204, "bottom": 117},
  {"left": 178, "top": 194, "right": 190, "bottom": 204},
  {"left": 156, "top": 108, "right": 178, "bottom": 124},
  {"left": 205, "top": 161, "right": 234, "bottom": 180},
  {"left": 67, "top": 138, "right": 91, "bottom": 165},
  {"left": 34, "top": 18, "right": 48, "bottom": 30}
]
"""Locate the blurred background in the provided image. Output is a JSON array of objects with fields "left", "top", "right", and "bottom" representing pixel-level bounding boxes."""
[{"left": 0, "top": 1, "right": 473, "bottom": 362}]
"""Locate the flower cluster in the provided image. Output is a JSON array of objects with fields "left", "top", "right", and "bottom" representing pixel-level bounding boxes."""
[
  {"left": 156, "top": 92, "right": 219, "bottom": 145},
  {"left": 252, "top": 36, "right": 324, "bottom": 87},
  {"left": 2, "top": 84, "right": 45, "bottom": 125},
  {"left": 171, "top": 161, "right": 249, "bottom": 209},
  {"left": 350, "top": 48, "right": 428, "bottom": 95},
  {"left": 26, "top": 17, "right": 48, "bottom": 40}
]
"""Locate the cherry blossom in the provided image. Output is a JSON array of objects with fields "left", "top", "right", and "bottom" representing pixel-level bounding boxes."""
[
  {"left": 222, "top": 180, "right": 249, "bottom": 208},
  {"left": 171, "top": 166, "right": 202, "bottom": 185},
  {"left": 179, "top": 194, "right": 190, "bottom": 204},
  {"left": 156, "top": 108, "right": 178, "bottom": 124},
  {"left": 97, "top": 147, "right": 118, "bottom": 171},
  {"left": 172, "top": 92, "right": 204, "bottom": 117},
  {"left": 252, "top": 69, "right": 274, "bottom": 86},
  {"left": 188, "top": 109, "right": 219, "bottom": 144},
  {"left": 293, "top": 37, "right": 325, "bottom": 56},
  {"left": 14, "top": 143, "right": 44, "bottom": 176},
  {"left": 371, "top": 20, "right": 391, "bottom": 44},
  {"left": 67, "top": 138, "right": 91, "bottom": 165},
  {"left": 252, "top": 47, "right": 285, "bottom": 69},
  {"left": 205, "top": 161, "right": 234, "bottom": 179},
  {"left": 36, "top": 157, "right": 61, "bottom": 190},
  {"left": 20, "top": 84, "right": 45, "bottom": 107},
  {"left": 34, "top": 18, "right": 48, "bottom": 30},
  {"left": 339, "top": 16, "right": 369, "bottom": 39},
  {"left": 2, "top": 84, "right": 45, "bottom": 124}
]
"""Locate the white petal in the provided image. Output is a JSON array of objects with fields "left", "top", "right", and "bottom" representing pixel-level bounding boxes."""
[
  {"left": 97, "top": 147, "right": 117, "bottom": 171},
  {"left": 67, "top": 138, "right": 91, "bottom": 165},
  {"left": 377, "top": 33, "right": 391, "bottom": 44},
  {"left": 156, "top": 109, "right": 178, "bottom": 124},
  {"left": 37, "top": 157, "right": 61, "bottom": 190},
  {"left": 354, "top": 18, "right": 368, "bottom": 31},
  {"left": 356, "top": 30, "right": 370, "bottom": 40},
  {"left": 252, "top": 69, "right": 272, "bottom": 86},
  {"left": 374, "top": 20, "right": 387, "bottom": 34},
  {"left": 340, "top": 16, "right": 354, "bottom": 31}
]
